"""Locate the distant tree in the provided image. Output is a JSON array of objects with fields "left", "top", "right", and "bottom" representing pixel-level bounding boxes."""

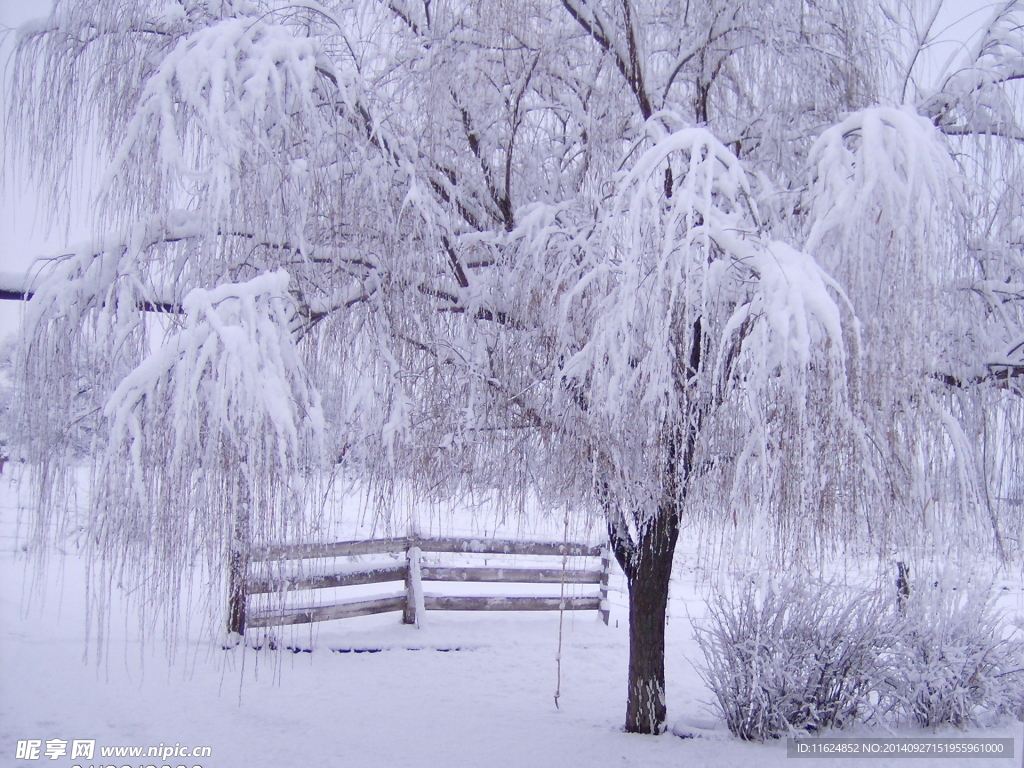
[
  {"left": 0, "top": 334, "right": 14, "bottom": 466},
  {"left": 6, "top": 0, "right": 1023, "bottom": 734}
]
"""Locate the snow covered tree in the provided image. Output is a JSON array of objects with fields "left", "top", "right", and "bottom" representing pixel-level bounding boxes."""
[{"left": 5, "top": 0, "right": 1023, "bottom": 735}]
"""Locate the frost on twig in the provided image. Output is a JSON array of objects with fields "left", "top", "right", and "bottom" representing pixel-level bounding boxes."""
[
  {"left": 695, "top": 576, "right": 893, "bottom": 740},
  {"left": 546, "top": 123, "right": 856, "bottom": 557},
  {"left": 696, "top": 574, "right": 1024, "bottom": 740},
  {"left": 918, "top": 3, "right": 1024, "bottom": 144}
]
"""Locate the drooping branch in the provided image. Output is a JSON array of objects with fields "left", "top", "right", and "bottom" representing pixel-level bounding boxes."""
[
  {"left": 934, "top": 367, "right": 1024, "bottom": 395},
  {"left": 561, "top": 0, "right": 652, "bottom": 119}
]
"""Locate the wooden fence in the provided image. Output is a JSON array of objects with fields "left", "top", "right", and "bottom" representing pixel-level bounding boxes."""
[{"left": 229, "top": 536, "right": 611, "bottom": 633}]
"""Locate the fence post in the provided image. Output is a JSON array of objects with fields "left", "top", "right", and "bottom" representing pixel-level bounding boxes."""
[
  {"left": 404, "top": 541, "right": 424, "bottom": 627},
  {"left": 227, "top": 483, "right": 251, "bottom": 636},
  {"left": 599, "top": 544, "right": 611, "bottom": 625},
  {"left": 895, "top": 560, "right": 911, "bottom": 612}
]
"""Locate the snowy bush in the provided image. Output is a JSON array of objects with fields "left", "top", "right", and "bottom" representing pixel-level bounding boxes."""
[
  {"left": 880, "top": 584, "right": 1024, "bottom": 728},
  {"left": 698, "top": 575, "right": 1024, "bottom": 739},
  {"left": 695, "top": 578, "right": 894, "bottom": 740}
]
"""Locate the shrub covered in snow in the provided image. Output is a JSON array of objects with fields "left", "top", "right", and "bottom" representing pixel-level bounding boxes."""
[
  {"left": 697, "top": 575, "right": 1024, "bottom": 740},
  {"left": 880, "top": 584, "right": 1024, "bottom": 728},
  {"left": 695, "top": 578, "right": 894, "bottom": 740}
]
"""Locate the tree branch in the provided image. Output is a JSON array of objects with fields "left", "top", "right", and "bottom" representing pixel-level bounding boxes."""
[
  {"left": 561, "top": 0, "right": 652, "bottom": 119},
  {"left": 939, "top": 124, "right": 1024, "bottom": 144},
  {"left": 602, "top": 487, "right": 638, "bottom": 578},
  {"left": 934, "top": 366, "right": 1024, "bottom": 395}
]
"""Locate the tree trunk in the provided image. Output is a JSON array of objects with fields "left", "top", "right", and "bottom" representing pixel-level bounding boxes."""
[
  {"left": 606, "top": 347, "right": 698, "bottom": 734},
  {"left": 623, "top": 501, "right": 680, "bottom": 734}
]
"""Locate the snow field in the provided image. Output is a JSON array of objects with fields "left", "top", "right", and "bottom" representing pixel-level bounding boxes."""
[{"left": 2, "top": 468, "right": 1023, "bottom": 768}]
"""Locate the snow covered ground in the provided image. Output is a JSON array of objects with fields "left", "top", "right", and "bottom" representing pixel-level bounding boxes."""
[{"left": 2, "top": 467, "right": 1023, "bottom": 768}]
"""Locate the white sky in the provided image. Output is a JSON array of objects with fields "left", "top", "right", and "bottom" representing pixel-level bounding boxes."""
[{"left": 1, "top": 0, "right": 56, "bottom": 339}]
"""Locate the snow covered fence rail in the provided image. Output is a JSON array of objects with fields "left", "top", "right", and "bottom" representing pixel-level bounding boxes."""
[{"left": 234, "top": 537, "right": 612, "bottom": 633}]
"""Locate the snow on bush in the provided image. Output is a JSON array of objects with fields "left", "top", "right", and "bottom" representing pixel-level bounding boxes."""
[
  {"left": 695, "top": 577, "right": 893, "bottom": 740},
  {"left": 697, "top": 574, "right": 1024, "bottom": 740},
  {"left": 880, "top": 582, "right": 1024, "bottom": 728}
]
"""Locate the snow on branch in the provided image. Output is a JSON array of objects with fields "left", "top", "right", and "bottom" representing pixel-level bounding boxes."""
[
  {"left": 806, "top": 106, "right": 959, "bottom": 258},
  {"left": 102, "top": 10, "right": 325, "bottom": 242},
  {"left": 562, "top": 124, "right": 848, "bottom": 424},
  {"left": 80, "top": 269, "right": 325, "bottom": 645},
  {"left": 20, "top": 211, "right": 204, "bottom": 326},
  {"left": 105, "top": 269, "right": 323, "bottom": 485},
  {"left": 551, "top": 121, "right": 853, "bottom": 530},
  {"left": 805, "top": 104, "right": 1024, "bottom": 393},
  {"left": 919, "top": 2, "right": 1024, "bottom": 143},
  {"left": 803, "top": 105, "right": 970, "bottom": 383},
  {"left": 796, "top": 103, "right": 1022, "bottom": 554}
]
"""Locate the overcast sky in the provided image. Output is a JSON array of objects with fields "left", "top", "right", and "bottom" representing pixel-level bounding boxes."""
[{"left": 1, "top": 0, "right": 55, "bottom": 339}]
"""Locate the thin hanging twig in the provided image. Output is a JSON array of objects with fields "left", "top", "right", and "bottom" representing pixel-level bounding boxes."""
[{"left": 554, "top": 510, "right": 570, "bottom": 709}]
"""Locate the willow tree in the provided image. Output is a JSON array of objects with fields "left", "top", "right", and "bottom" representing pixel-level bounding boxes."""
[{"left": 6, "top": 0, "right": 1024, "bottom": 736}]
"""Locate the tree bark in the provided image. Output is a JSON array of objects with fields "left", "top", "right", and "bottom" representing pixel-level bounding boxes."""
[{"left": 622, "top": 500, "right": 680, "bottom": 734}]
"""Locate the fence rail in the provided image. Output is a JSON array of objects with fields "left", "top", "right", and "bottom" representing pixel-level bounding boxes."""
[
  {"left": 250, "top": 536, "right": 603, "bottom": 561},
  {"left": 233, "top": 535, "right": 611, "bottom": 632}
]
